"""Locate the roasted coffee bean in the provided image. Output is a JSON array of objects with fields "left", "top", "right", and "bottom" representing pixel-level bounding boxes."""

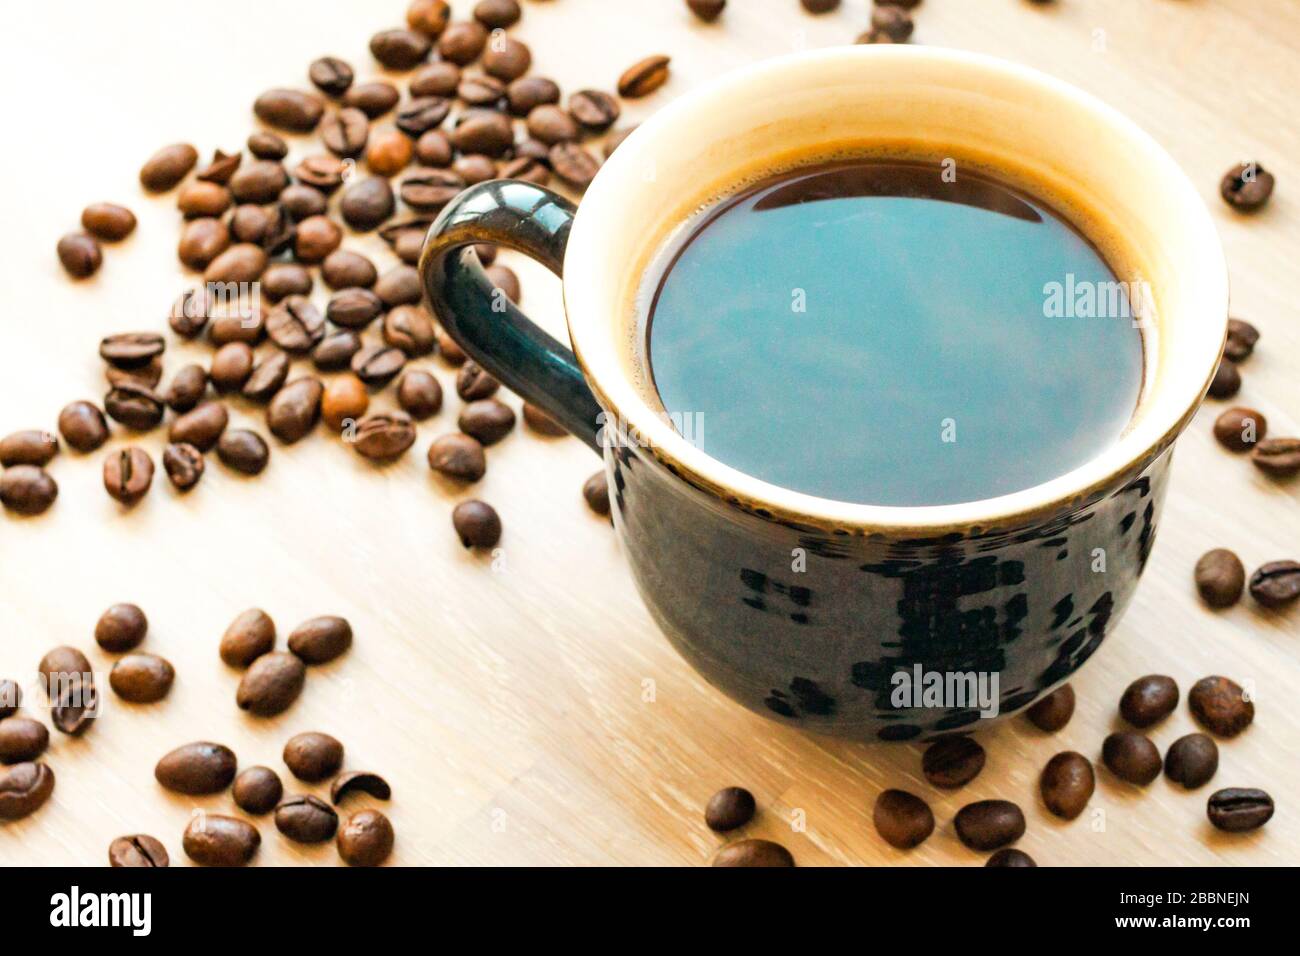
[
  {"left": 515, "top": 138, "right": 552, "bottom": 163},
  {"left": 248, "top": 131, "right": 288, "bottom": 159},
  {"left": 294, "top": 154, "right": 347, "bottom": 192},
  {"left": 155, "top": 742, "right": 237, "bottom": 794},
  {"left": 506, "top": 76, "right": 558, "bottom": 116},
  {"left": 1189, "top": 675, "right": 1255, "bottom": 738},
  {"left": 458, "top": 399, "right": 515, "bottom": 445},
  {"left": 371, "top": 28, "right": 432, "bottom": 70},
  {"left": 204, "top": 242, "right": 268, "bottom": 284},
  {"left": 221, "top": 610, "right": 276, "bottom": 669},
  {"left": 314, "top": 332, "right": 364, "bottom": 373},
  {"left": 95, "top": 603, "right": 147, "bottom": 653},
  {"left": 1224, "top": 318, "right": 1259, "bottom": 362},
  {"left": 475, "top": 0, "right": 521, "bottom": 28},
  {"left": 0, "top": 681, "right": 20, "bottom": 719},
  {"left": 414, "top": 129, "right": 453, "bottom": 167},
  {"left": 293, "top": 215, "right": 343, "bottom": 264},
  {"left": 618, "top": 55, "right": 671, "bottom": 98},
  {"left": 452, "top": 499, "right": 501, "bottom": 548},
  {"left": 210, "top": 311, "right": 270, "bottom": 348},
  {"left": 473, "top": 243, "right": 498, "bottom": 265},
  {"left": 183, "top": 814, "right": 260, "bottom": 866},
  {"left": 396, "top": 371, "right": 443, "bottom": 420},
  {"left": 338, "top": 809, "right": 394, "bottom": 866},
  {"left": 254, "top": 88, "right": 325, "bottom": 132},
  {"left": 37, "top": 648, "right": 91, "bottom": 703},
  {"left": 0, "top": 718, "right": 48, "bottom": 764},
  {"left": 482, "top": 35, "right": 530, "bottom": 81},
  {"left": 1039, "top": 751, "right": 1094, "bottom": 820},
  {"left": 1207, "top": 788, "right": 1273, "bottom": 832},
  {"left": 582, "top": 470, "right": 609, "bottom": 516},
  {"left": 1119, "top": 675, "right": 1179, "bottom": 728},
  {"left": 921, "top": 736, "right": 985, "bottom": 789},
  {"left": 871, "top": 5, "right": 914, "bottom": 41},
  {"left": 396, "top": 96, "right": 452, "bottom": 136},
  {"left": 266, "top": 297, "right": 326, "bottom": 352},
  {"left": 456, "top": 363, "right": 500, "bottom": 400},
  {"left": 287, "top": 616, "right": 352, "bottom": 665},
  {"left": 439, "top": 21, "right": 488, "bottom": 64},
  {"left": 1208, "top": 357, "right": 1241, "bottom": 399},
  {"left": 168, "top": 401, "right": 228, "bottom": 452},
  {"left": 216, "top": 429, "right": 270, "bottom": 475},
  {"left": 196, "top": 148, "right": 242, "bottom": 184},
  {"left": 344, "top": 80, "right": 401, "bottom": 118},
  {"left": 453, "top": 155, "right": 497, "bottom": 186},
  {"left": 351, "top": 345, "right": 407, "bottom": 388},
  {"left": 1220, "top": 162, "right": 1275, "bottom": 212},
  {"left": 408, "top": 0, "right": 452, "bottom": 34},
  {"left": 276, "top": 794, "right": 339, "bottom": 843},
  {"left": 106, "top": 357, "right": 163, "bottom": 390},
  {"left": 393, "top": 229, "right": 425, "bottom": 263},
  {"left": 800, "top": 0, "right": 840, "bottom": 11},
  {"left": 210, "top": 342, "right": 255, "bottom": 393},
  {"left": 109, "top": 654, "right": 174, "bottom": 703},
  {"left": 374, "top": 265, "right": 423, "bottom": 307},
  {"left": 1194, "top": 549, "right": 1245, "bottom": 608},
  {"left": 81, "top": 202, "right": 137, "bottom": 241},
  {"left": 322, "top": 374, "right": 370, "bottom": 430},
  {"left": 58, "top": 401, "right": 109, "bottom": 453},
  {"left": 341, "top": 177, "right": 395, "bottom": 231},
  {"left": 501, "top": 156, "right": 549, "bottom": 185},
  {"left": 267, "top": 377, "right": 324, "bottom": 444},
  {"left": 105, "top": 383, "right": 164, "bottom": 431},
  {"left": 100, "top": 332, "right": 164, "bottom": 370},
  {"left": 309, "top": 56, "right": 354, "bottom": 97},
  {"left": 569, "top": 89, "right": 619, "bottom": 130},
  {"left": 1102, "top": 732, "right": 1162, "bottom": 785},
  {"left": 985, "top": 848, "right": 1036, "bottom": 867},
  {"left": 322, "top": 107, "right": 370, "bottom": 158},
  {"left": 383, "top": 305, "right": 437, "bottom": 356},
  {"left": 162, "top": 364, "right": 207, "bottom": 414},
  {"left": 399, "top": 169, "right": 465, "bottom": 211},
  {"left": 411, "top": 61, "right": 461, "bottom": 97},
  {"left": 284, "top": 732, "right": 344, "bottom": 782},
  {"left": 427, "top": 433, "right": 486, "bottom": 482},
  {"left": 229, "top": 159, "right": 288, "bottom": 204},
  {"left": 522, "top": 403, "right": 566, "bottom": 436},
  {"left": 705, "top": 786, "right": 755, "bottom": 832},
  {"left": 549, "top": 142, "right": 600, "bottom": 189},
  {"left": 331, "top": 771, "right": 391, "bottom": 804},
  {"left": 527, "top": 104, "right": 578, "bottom": 145},
  {"left": 0, "top": 430, "right": 58, "bottom": 467},
  {"left": 1248, "top": 560, "right": 1300, "bottom": 608},
  {"left": 243, "top": 352, "right": 290, "bottom": 403},
  {"left": 162, "top": 442, "right": 204, "bottom": 491},
  {"left": 459, "top": 73, "right": 506, "bottom": 107},
  {"left": 177, "top": 217, "right": 230, "bottom": 270},
  {"left": 871, "top": 789, "right": 933, "bottom": 849},
  {"left": 435, "top": 325, "right": 467, "bottom": 365},
  {"left": 109, "top": 834, "right": 169, "bottom": 868},
  {"left": 486, "top": 264, "right": 520, "bottom": 304},
  {"left": 103, "top": 447, "right": 153, "bottom": 506},
  {"left": 0, "top": 762, "right": 55, "bottom": 820},
  {"left": 954, "top": 800, "right": 1025, "bottom": 851},
  {"left": 178, "top": 180, "right": 233, "bottom": 218},
  {"left": 279, "top": 183, "right": 328, "bottom": 221},
  {"left": 237, "top": 652, "right": 305, "bottom": 716},
  {"left": 0, "top": 466, "right": 58, "bottom": 516},
  {"left": 327, "top": 288, "right": 385, "bottom": 330},
  {"left": 1165, "top": 733, "right": 1219, "bottom": 789},
  {"left": 449, "top": 110, "right": 513, "bottom": 156},
  {"left": 711, "top": 838, "right": 794, "bottom": 867},
  {"left": 1252, "top": 437, "right": 1300, "bottom": 478},
  {"left": 366, "top": 129, "right": 414, "bottom": 177},
  {"left": 687, "top": 0, "right": 726, "bottom": 22},
  {"left": 353, "top": 412, "right": 417, "bottom": 461},
  {"left": 140, "top": 143, "right": 198, "bottom": 192},
  {"left": 57, "top": 232, "right": 101, "bottom": 278},
  {"left": 233, "top": 766, "right": 283, "bottom": 815},
  {"left": 1213, "top": 406, "right": 1266, "bottom": 452}
]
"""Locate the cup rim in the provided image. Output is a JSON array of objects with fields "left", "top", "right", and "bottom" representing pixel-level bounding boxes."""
[{"left": 563, "top": 45, "right": 1228, "bottom": 534}]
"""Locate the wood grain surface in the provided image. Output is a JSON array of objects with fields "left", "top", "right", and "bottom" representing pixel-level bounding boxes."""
[{"left": 0, "top": 0, "right": 1295, "bottom": 866}]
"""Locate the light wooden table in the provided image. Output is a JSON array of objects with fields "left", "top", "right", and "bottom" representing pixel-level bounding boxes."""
[{"left": 0, "top": 0, "right": 1295, "bottom": 866}]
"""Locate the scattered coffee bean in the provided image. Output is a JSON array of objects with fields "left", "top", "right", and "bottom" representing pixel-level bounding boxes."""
[
  {"left": 1119, "top": 675, "right": 1179, "bottom": 728},
  {"left": 254, "top": 88, "right": 325, "bottom": 132},
  {"left": 178, "top": 217, "right": 230, "bottom": 270},
  {"left": 921, "top": 736, "right": 985, "bottom": 789},
  {"left": 397, "top": 96, "right": 452, "bottom": 137},
  {"left": 800, "top": 0, "right": 840, "bottom": 11},
  {"left": 618, "top": 55, "right": 670, "bottom": 98},
  {"left": 872, "top": 788, "right": 933, "bottom": 849},
  {"left": 106, "top": 357, "right": 163, "bottom": 390},
  {"left": 506, "top": 76, "right": 556, "bottom": 115},
  {"left": 501, "top": 155, "right": 549, "bottom": 185},
  {"left": 103, "top": 447, "right": 154, "bottom": 506},
  {"left": 954, "top": 800, "right": 1025, "bottom": 851},
  {"left": 288, "top": 616, "right": 353, "bottom": 665},
  {"left": 1102, "top": 732, "right": 1162, "bottom": 785},
  {"left": 352, "top": 344, "right": 407, "bottom": 388},
  {"left": 353, "top": 412, "right": 417, "bottom": 461},
  {"left": 414, "top": 129, "right": 454, "bottom": 167},
  {"left": 161, "top": 364, "right": 208, "bottom": 413},
  {"left": 1194, "top": 549, "right": 1245, "bottom": 608},
  {"left": 331, "top": 771, "right": 392, "bottom": 805},
  {"left": 985, "top": 848, "right": 1036, "bottom": 867},
  {"left": 483, "top": 36, "right": 531, "bottom": 82},
  {"left": 367, "top": 128, "right": 415, "bottom": 175},
  {"left": 216, "top": 429, "right": 270, "bottom": 475},
  {"left": 204, "top": 242, "right": 268, "bottom": 285},
  {"left": 294, "top": 215, "right": 344, "bottom": 263},
  {"left": 33, "top": 645, "right": 83, "bottom": 705},
  {"left": 1249, "top": 560, "right": 1300, "bottom": 608},
  {"left": 109, "top": 653, "right": 174, "bottom": 703},
  {"left": 276, "top": 793, "right": 339, "bottom": 843},
  {"left": 408, "top": 0, "right": 452, "bottom": 35},
  {"left": 322, "top": 374, "right": 371, "bottom": 430},
  {"left": 439, "top": 21, "right": 488, "bottom": 65},
  {"left": 582, "top": 471, "right": 610, "bottom": 516},
  {"left": 169, "top": 401, "right": 228, "bottom": 453},
  {"left": 399, "top": 168, "right": 465, "bottom": 211},
  {"left": 284, "top": 732, "right": 344, "bottom": 782},
  {"left": 395, "top": 371, "right": 443, "bottom": 420},
  {"left": 0, "top": 430, "right": 58, "bottom": 468},
  {"left": 58, "top": 401, "right": 109, "bottom": 452},
  {"left": 104, "top": 383, "right": 165, "bottom": 431},
  {"left": 183, "top": 814, "right": 260, "bottom": 866},
  {"left": 1189, "top": 675, "right": 1255, "bottom": 738},
  {"left": 155, "top": 741, "right": 237, "bottom": 795},
  {"left": 233, "top": 766, "right": 284, "bottom": 816},
  {"left": 57, "top": 232, "right": 102, "bottom": 278},
  {"left": 452, "top": 499, "right": 501, "bottom": 548},
  {"left": 871, "top": 4, "right": 914, "bottom": 41},
  {"left": 371, "top": 28, "right": 432, "bottom": 70},
  {"left": 0, "top": 762, "right": 55, "bottom": 820},
  {"left": 1207, "top": 787, "right": 1273, "bottom": 832},
  {"left": 1213, "top": 406, "right": 1266, "bottom": 452},
  {"left": 139, "top": 143, "right": 198, "bottom": 192},
  {"left": 383, "top": 305, "right": 437, "bottom": 356},
  {"left": 522, "top": 403, "right": 567, "bottom": 436},
  {"left": 248, "top": 131, "right": 288, "bottom": 159},
  {"left": 569, "top": 89, "right": 620, "bottom": 131},
  {"left": 1208, "top": 358, "right": 1241, "bottom": 399},
  {"left": 309, "top": 56, "right": 354, "bottom": 97},
  {"left": 195, "top": 149, "right": 242, "bottom": 185},
  {"left": 295, "top": 154, "right": 347, "bottom": 192},
  {"left": 687, "top": 0, "right": 727, "bottom": 21},
  {"left": 95, "top": 603, "right": 147, "bottom": 653},
  {"left": 1224, "top": 318, "right": 1260, "bottom": 362},
  {"left": 711, "top": 838, "right": 794, "bottom": 867},
  {"left": 314, "top": 332, "right": 364, "bottom": 373},
  {"left": 475, "top": 0, "right": 522, "bottom": 29},
  {"left": 236, "top": 652, "right": 305, "bottom": 716},
  {"left": 1164, "top": 733, "right": 1219, "bottom": 789},
  {"left": 0, "top": 680, "right": 22, "bottom": 719},
  {"left": 434, "top": 325, "right": 467, "bottom": 364},
  {"left": 704, "top": 786, "right": 755, "bottom": 832},
  {"left": 412, "top": 62, "right": 461, "bottom": 99},
  {"left": 1220, "top": 162, "right": 1275, "bottom": 212},
  {"left": 0, "top": 717, "right": 49, "bottom": 764},
  {"left": 267, "top": 377, "right": 324, "bottom": 444},
  {"left": 322, "top": 107, "right": 371, "bottom": 158},
  {"left": 0, "top": 466, "right": 58, "bottom": 515},
  {"left": 374, "top": 265, "right": 423, "bottom": 308},
  {"left": 549, "top": 142, "right": 600, "bottom": 189},
  {"left": 108, "top": 834, "right": 169, "bottom": 868},
  {"left": 178, "top": 180, "right": 233, "bottom": 218},
  {"left": 210, "top": 342, "right": 255, "bottom": 393},
  {"left": 338, "top": 809, "right": 395, "bottom": 866},
  {"left": 328, "top": 287, "right": 386, "bottom": 329},
  {"left": 162, "top": 442, "right": 205, "bottom": 491},
  {"left": 100, "top": 332, "right": 164, "bottom": 370},
  {"left": 341, "top": 177, "right": 396, "bottom": 231},
  {"left": 229, "top": 159, "right": 289, "bottom": 204},
  {"left": 456, "top": 363, "right": 499, "bottom": 401},
  {"left": 344, "top": 80, "right": 401, "bottom": 117},
  {"left": 242, "top": 353, "right": 290, "bottom": 403},
  {"left": 279, "top": 183, "right": 328, "bottom": 221},
  {"left": 428, "top": 433, "right": 487, "bottom": 482},
  {"left": 1039, "top": 751, "right": 1094, "bottom": 820},
  {"left": 81, "top": 203, "right": 137, "bottom": 242},
  {"left": 220, "top": 609, "right": 276, "bottom": 668},
  {"left": 458, "top": 399, "right": 515, "bottom": 445},
  {"left": 1251, "top": 438, "right": 1300, "bottom": 478}
]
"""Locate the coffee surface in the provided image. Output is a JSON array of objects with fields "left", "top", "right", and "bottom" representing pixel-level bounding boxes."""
[{"left": 647, "top": 161, "right": 1145, "bottom": 506}]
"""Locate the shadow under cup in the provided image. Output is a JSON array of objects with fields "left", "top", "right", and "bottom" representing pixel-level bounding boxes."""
[{"left": 425, "top": 46, "right": 1228, "bottom": 739}]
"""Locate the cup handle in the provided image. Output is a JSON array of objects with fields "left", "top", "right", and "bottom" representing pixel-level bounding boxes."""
[{"left": 419, "top": 180, "right": 604, "bottom": 453}]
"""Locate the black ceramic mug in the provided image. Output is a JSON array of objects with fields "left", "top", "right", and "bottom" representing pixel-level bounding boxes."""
[{"left": 421, "top": 47, "right": 1227, "bottom": 740}]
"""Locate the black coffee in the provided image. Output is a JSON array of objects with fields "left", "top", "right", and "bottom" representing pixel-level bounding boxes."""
[{"left": 647, "top": 160, "right": 1145, "bottom": 506}]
